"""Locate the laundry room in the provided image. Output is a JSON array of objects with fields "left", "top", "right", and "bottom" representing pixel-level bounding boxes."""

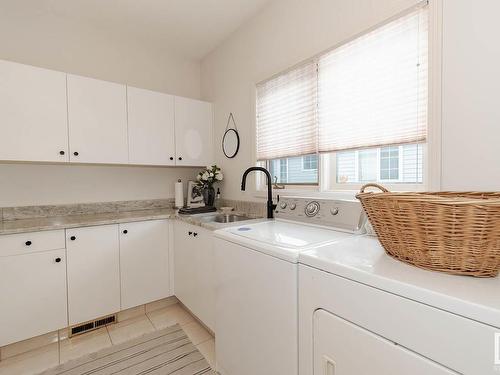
[{"left": 0, "top": 1, "right": 499, "bottom": 374}]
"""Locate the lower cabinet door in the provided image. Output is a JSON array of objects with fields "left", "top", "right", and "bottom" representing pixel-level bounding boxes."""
[
  {"left": 66, "top": 225, "right": 121, "bottom": 325},
  {"left": 313, "top": 309, "right": 458, "bottom": 375},
  {"left": 119, "top": 220, "right": 170, "bottom": 309},
  {"left": 174, "top": 222, "right": 215, "bottom": 331},
  {"left": 173, "top": 222, "right": 196, "bottom": 307},
  {"left": 191, "top": 225, "right": 215, "bottom": 331},
  {"left": 0, "top": 249, "right": 67, "bottom": 346}
]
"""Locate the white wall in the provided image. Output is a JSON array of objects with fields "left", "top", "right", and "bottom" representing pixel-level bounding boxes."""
[
  {"left": 0, "top": 3, "right": 201, "bottom": 207},
  {"left": 0, "top": 3, "right": 200, "bottom": 98},
  {"left": 0, "top": 164, "right": 197, "bottom": 207},
  {"left": 201, "top": 0, "right": 422, "bottom": 200},
  {"left": 441, "top": 0, "right": 500, "bottom": 190},
  {"left": 202, "top": 0, "right": 500, "bottom": 200}
]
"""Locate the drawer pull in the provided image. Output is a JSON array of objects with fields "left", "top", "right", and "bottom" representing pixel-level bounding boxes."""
[
  {"left": 70, "top": 236, "right": 76, "bottom": 241},
  {"left": 25, "top": 240, "right": 32, "bottom": 246},
  {"left": 122, "top": 230, "right": 128, "bottom": 234},
  {"left": 188, "top": 231, "right": 193, "bottom": 236},
  {"left": 55, "top": 257, "right": 62, "bottom": 263},
  {"left": 193, "top": 232, "right": 198, "bottom": 237}
]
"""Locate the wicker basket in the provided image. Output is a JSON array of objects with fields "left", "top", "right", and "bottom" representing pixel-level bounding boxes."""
[{"left": 356, "top": 183, "right": 500, "bottom": 277}]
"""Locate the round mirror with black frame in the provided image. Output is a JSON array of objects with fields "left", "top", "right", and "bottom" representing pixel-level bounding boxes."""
[
  {"left": 222, "top": 113, "right": 240, "bottom": 159},
  {"left": 222, "top": 128, "right": 240, "bottom": 158}
]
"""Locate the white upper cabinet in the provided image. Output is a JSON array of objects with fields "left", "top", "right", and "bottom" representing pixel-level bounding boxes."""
[
  {"left": 127, "top": 87, "right": 176, "bottom": 166},
  {"left": 0, "top": 60, "right": 68, "bottom": 162},
  {"left": 67, "top": 74, "right": 128, "bottom": 164},
  {"left": 0, "top": 60, "right": 213, "bottom": 166},
  {"left": 174, "top": 96, "right": 213, "bottom": 166}
]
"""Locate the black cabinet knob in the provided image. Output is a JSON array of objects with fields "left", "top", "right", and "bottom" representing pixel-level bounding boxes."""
[
  {"left": 169, "top": 157, "right": 174, "bottom": 161},
  {"left": 55, "top": 257, "right": 61, "bottom": 263},
  {"left": 193, "top": 232, "right": 198, "bottom": 237},
  {"left": 70, "top": 236, "right": 76, "bottom": 241},
  {"left": 188, "top": 231, "right": 193, "bottom": 236},
  {"left": 59, "top": 150, "right": 65, "bottom": 155},
  {"left": 178, "top": 157, "right": 182, "bottom": 161},
  {"left": 25, "top": 240, "right": 32, "bottom": 246},
  {"left": 73, "top": 152, "right": 79, "bottom": 156},
  {"left": 123, "top": 230, "right": 128, "bottom": 234}
]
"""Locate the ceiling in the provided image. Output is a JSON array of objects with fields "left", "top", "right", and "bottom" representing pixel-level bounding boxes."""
[{"left": 0, "top": 0, "right": 272, "bottom": 59}]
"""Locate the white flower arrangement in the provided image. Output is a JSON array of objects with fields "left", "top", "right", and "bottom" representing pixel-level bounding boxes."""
[{"left": 196, "top": 165, "right": 223, "bottom": 188}]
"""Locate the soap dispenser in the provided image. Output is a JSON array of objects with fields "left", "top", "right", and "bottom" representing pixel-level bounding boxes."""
[{"left": 215, "top": 188, "right": 221, "bottom": 208}]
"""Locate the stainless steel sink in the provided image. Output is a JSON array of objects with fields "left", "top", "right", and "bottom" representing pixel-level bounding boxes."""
[{"left": 213, "top": 214, "right": 251, "bottom": 223}]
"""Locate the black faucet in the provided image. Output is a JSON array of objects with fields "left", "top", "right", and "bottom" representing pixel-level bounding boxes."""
[{"left": 241, "top": 167, "right": 277, "bottom": 219}]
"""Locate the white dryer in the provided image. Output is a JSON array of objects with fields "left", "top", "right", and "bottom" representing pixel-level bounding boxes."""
[
  {"left": 213, "top": 197, "right": 365, "bottom": 375},
  {"left": 299, "top": 236, "right": 500, "bottom": 375}
]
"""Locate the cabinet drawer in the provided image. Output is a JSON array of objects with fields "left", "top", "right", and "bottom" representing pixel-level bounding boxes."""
[{"left": 0, "top": 230, "right": 65, "bottom": 257}]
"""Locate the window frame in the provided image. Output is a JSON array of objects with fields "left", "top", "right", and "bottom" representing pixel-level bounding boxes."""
[
  {"left": 302, "top": 155, "right": 318, "bottom": 171},
  {"left": 328, "top": 143, "right": 425, "bottom": 191},
  {"left": 280, "top": 158, "right": 288, "bottom": 183},
  {"left": 265, "top": 155, "right": 320, "bottom": 186},
  {"left": 379, "top": 146, "right": 402, "bottom": 183},
  {"left": 330, "top": 143, "right": 427, "bottom": 191},
  {"left": 254, "top": 0, "right": 441, "bottom": 197}
]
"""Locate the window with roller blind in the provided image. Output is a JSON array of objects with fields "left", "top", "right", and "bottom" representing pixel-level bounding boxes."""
[{"left": 256, "top": 4, "right": 428, "bottom": 189}]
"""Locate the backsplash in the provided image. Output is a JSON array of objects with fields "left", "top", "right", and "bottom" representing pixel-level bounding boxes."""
[
  {"left": 218, "top": 198, "right": 267, "bottom": 218},
  {"left": 1, "top": 199, "right": 175, "bottom": 221},
  {"left": 0, "top": 198, "right": 267, "bottom": 221}
]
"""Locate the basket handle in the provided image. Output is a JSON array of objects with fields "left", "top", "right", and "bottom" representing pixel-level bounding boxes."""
[{"left": 359, "top": 183, "right": 389, "bottom": 194}]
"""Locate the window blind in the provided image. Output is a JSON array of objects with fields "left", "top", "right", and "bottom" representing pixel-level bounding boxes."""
[
  {"left": 256, "top": 62, "right": 317, "bottom": 161},
  {"left": 317, "top": 6, "right": 428, "bottom": 153}
]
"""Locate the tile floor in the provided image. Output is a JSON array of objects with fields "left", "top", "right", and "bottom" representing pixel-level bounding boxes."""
[{"left": 0, "top": 303, "right": 215, "bottom": 375}]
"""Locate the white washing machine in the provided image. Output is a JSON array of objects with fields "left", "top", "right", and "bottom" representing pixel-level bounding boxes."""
[
  {"left": 299, "top": 235, "right": 500, "bottom": 375},
  {"left": 213, "top": 197, "right": 365, "bottom": 375}
]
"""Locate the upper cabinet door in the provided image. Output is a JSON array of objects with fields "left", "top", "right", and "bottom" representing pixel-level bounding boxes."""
[
  {"left": 0, "top": 60, "right": 68, "bottom": 162},
  {"left": 67, "top": 74, "right": 128, "bottom": 164},
  {"left": 174, "top": 96, "right": 213, "bottom": 166},
  {"left": 127, "top": 87, "right": 176, "bottom": 166}
]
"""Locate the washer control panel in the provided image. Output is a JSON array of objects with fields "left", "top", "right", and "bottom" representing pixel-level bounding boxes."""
[
  {"left": 305, "top": 201, "right": 320, "bottom": 217},
  {"left": 274, "top": 196, "right": 366, "bottom": 233}
]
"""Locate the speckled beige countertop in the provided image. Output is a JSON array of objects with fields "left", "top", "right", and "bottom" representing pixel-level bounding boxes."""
[
  {"left": 0, "top": 208, "right": 175, "bottom": 235},
  {"left": 0, "top": 209, "right": 267, "bottom": 235}
]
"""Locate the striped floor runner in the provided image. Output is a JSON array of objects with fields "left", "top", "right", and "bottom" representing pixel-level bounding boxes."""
[{"left": 39, "top": 324, "right": 215, "bottom": 375}]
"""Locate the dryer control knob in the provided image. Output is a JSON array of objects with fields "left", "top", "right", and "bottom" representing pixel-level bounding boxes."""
[
  {"left": 305, "top": 201, "right": 320, "bottom": 217},
  {"left": 280, "top": 202, "right": 287, "bottom": 209},
  {"left": 290, "top": 203, "right": 296, "bottom": 210}
]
